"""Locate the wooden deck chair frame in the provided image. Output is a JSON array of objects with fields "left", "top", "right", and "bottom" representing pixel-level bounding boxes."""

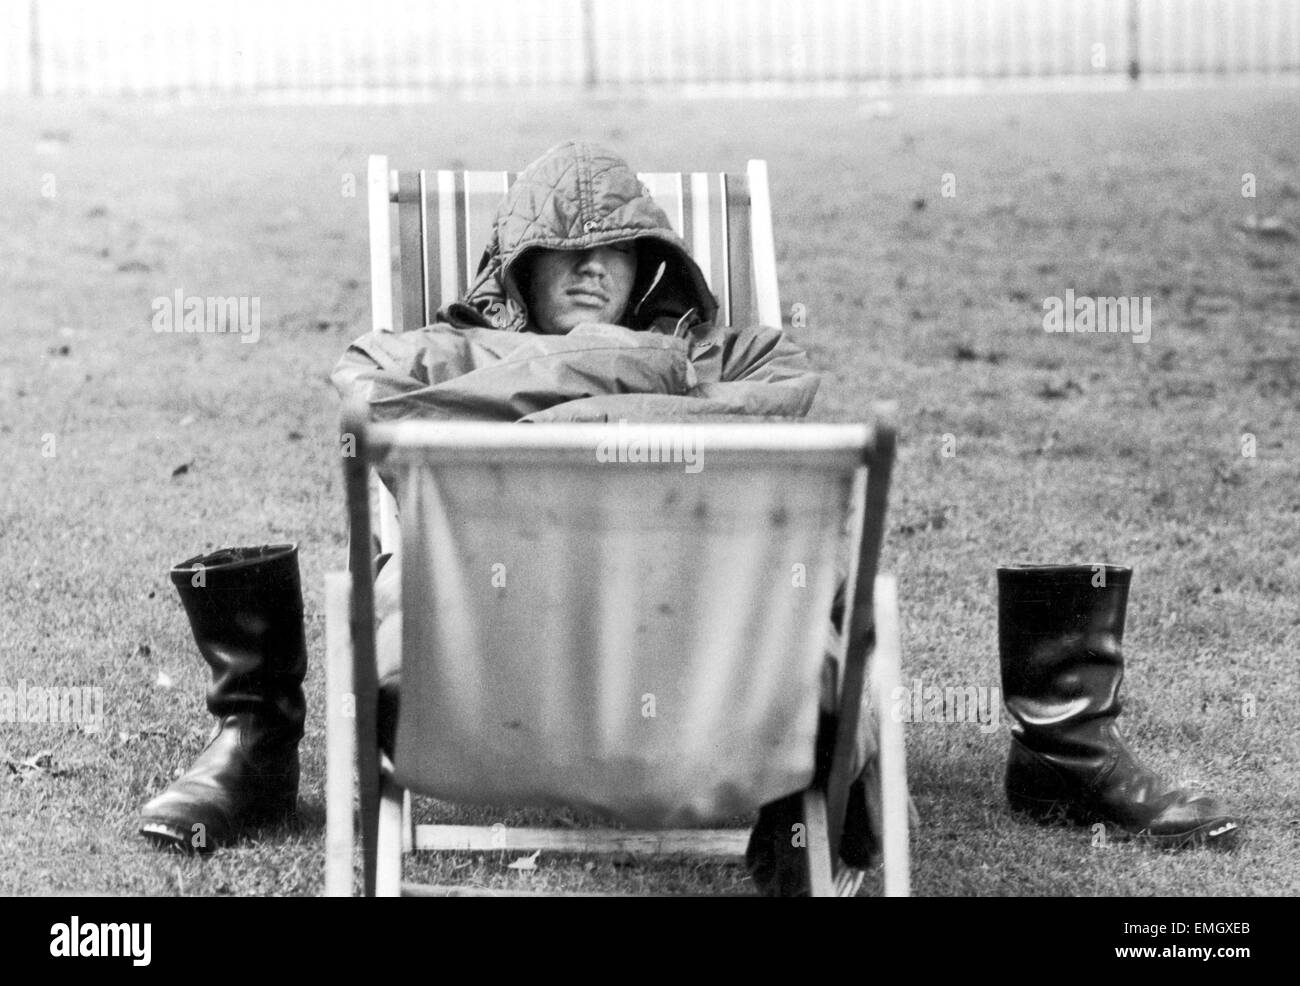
[
  {"left": 324, "top": 156, "right": 909, "bottom": 897},
  {"left": 327, "top": 411, "right": 905, "bottom": 897}
]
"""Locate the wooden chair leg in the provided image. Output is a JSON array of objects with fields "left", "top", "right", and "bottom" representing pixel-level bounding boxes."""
[
  {"left": 872, "top": 574, "right": 910, "bottom": 897},
  {"left": 835, "top": 864, "right": 866, "bottom": 897},
  {"left": 801, "top": 789, "right": 835, "bottom": 898},
  {"left": 324, "top": 572, "right": 356, "bottom": 897},
  {"left": 376, "top": 773, "right": 405, "bottom": 897},
  {"left": 401, "top": 790, "right": 414, "bottom": 853}
]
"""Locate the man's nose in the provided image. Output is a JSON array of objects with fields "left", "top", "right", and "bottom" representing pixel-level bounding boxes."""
[{"left": 575, "top": 249, "right": 609, "bottom": 276}]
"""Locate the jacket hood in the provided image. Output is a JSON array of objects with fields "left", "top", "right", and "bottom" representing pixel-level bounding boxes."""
[{"left": 448, "top": 141, "right": 718, "bottom": 333}]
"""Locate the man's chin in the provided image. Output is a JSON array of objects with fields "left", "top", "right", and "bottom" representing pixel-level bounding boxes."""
[{"left": 555, "top": 314, "right": 620, "bottom": 334}]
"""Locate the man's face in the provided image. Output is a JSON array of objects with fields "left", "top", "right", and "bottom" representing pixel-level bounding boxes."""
[{"left": 524, "top": 244, "right": 638, "bottom": 335}]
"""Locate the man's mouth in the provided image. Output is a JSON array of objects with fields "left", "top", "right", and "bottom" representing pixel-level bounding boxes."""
[{"left": 566, "top": 287, "right": 609, "bottom": 306}]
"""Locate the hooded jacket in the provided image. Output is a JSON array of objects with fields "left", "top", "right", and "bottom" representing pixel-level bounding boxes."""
[{"left": 333, "top": 140, "right": 820, "bottom": 422}]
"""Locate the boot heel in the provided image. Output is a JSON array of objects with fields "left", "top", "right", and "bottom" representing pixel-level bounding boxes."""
[
  {"left": 250, "top": 762, "right": 301, "bottom": 822},
  {"left": 269, "top": 790, "right": 299, "bottom": 819}
]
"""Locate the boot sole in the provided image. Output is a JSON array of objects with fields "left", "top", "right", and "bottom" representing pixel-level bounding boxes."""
[
  {"left": 1009, "top": 793, "right": 1243, "bottom": 851},
  {"left": 140, "top": 822, "right": 205, "bottom": 854},
  {"left": 139, "top": 796, "right": 298, "bottom": 854}
]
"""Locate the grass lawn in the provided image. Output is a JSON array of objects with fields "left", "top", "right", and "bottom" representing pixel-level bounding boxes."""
[{"left": 1, "top": 85, "right": 1297, "bottom": 896}]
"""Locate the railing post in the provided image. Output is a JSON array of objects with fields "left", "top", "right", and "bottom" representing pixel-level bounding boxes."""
[
  {"left": 28, "top": 0, "right": 42, "bottom": 96},
  {"left": 1128, "top": 0, "right": 1142, "bottom": 83},
  {"left": 582, "top": 0, "right": 597, "bottom": 89}
]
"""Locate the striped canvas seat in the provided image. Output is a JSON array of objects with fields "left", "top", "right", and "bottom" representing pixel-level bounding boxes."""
[{"left": 372, "top": 158, "right": 783, "bottom": 336}]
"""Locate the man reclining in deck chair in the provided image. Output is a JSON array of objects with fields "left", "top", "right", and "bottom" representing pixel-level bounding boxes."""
[
  {"left": 330, "top": 148, "right": 818, "bottom": 425},
  {"left": 139, "top": 140, "right": 1240, "bottom": 890},
  {"left": 332, "top": 139, "right": 880, "bottom": 895}
]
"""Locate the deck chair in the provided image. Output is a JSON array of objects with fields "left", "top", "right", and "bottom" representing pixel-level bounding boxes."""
[{"left": 324, "top": 157, "right": 909, "bottom": 897}]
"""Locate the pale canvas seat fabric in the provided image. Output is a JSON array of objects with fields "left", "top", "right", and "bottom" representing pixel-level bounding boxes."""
[{"left": 388, "top": 425, "right": 860, "bottom": 826}]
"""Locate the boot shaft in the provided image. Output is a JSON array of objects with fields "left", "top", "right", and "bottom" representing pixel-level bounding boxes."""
[
  {"left": 170, "top": 544, "right": 307, "bottom": 729},
  {"left": 997, "top": 564, "right": 1131, "bottom": 750},
  {"left": 997, "top": 564, "right": 1130, "bottom": 655},
  {"left": 171, "top": 544, "right": 304, "bottom": 619}
]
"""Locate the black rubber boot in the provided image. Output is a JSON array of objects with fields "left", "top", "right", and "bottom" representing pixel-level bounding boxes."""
[
  {"left": 998, "top": 563, "right": 1241, "bottom": 850},
  {"left": 139, "top": 544, "right": 307, "bottom": 853}
]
